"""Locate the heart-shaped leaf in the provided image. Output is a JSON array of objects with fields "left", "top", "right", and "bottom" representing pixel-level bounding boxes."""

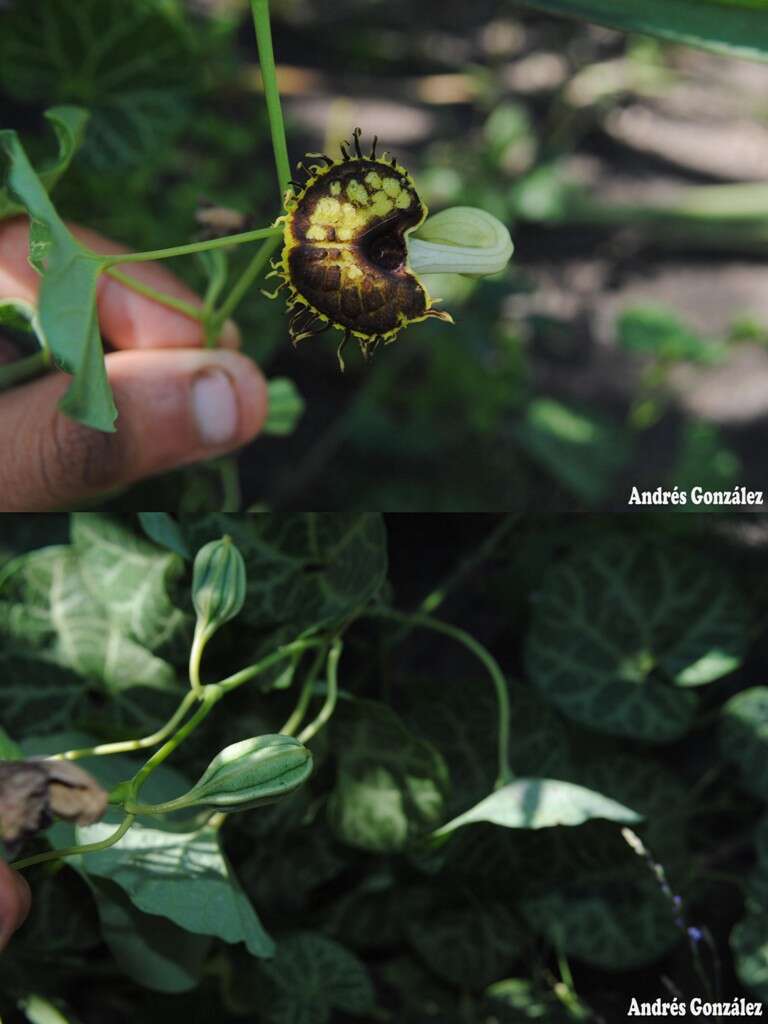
[
  {"left": 0, "top": 106, "right": 88, "bottom": 220},
  {"left": 518, "top": 0, "right": 768, "bottom": 64},
  {"left": 720, "top": 687, "right": 768, "bottom": 801},
  {"left": 433, "top": 777, "right": 641, "bottom": 836},
  {"left": 0, "top": 131, "right": 114, "bottom": 430},
  {"left": 526, "top": 533, "right": 747, "bottom": 741}
]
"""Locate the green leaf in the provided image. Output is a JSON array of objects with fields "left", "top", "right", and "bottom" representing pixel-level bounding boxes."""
[
  {"left": 138, "top": 513, "right": 191, "bottom": 560},
  {"left": 71, "top": 514, "right": 188, "bottom": 651},
  {"left": 262, "top": 932, "right": 375, "bottom": 1024},
  {"left": 0, "top": 545, "right": 180, "bottom": 734},
  {"left": 514, "top": 399, "right": 630, "bottom": 503},
  {"left": 568, "top": 752, "right": 688, "bottom": 867},
  {"left": 17, "top": 996, "right": 76, "bottom": 1024},
  {"left": 75, "top": 819, "right": 275, "bottom": 958},
  {"left": 0, "top": 870, "right": 97, "bottom": 997},
  {"left": 526, "top": 533, "right": 747, "bottom": 740},
  {"left": 264, "top": 378, "right": 306, "bottom": 436},
  {"left": 1, "top": 545, "right": 177, "bottom": 690},
  {"left": 440, "top": 751, "right": 688, "bottom": 913},
  {"left": 670, "top": 422, "right": 741, "bottom": 494},
  {"left": 0, "top": 300, "right": 51, "bottom": 374},
  {"left": 516, "top": 0, "right": 768, "bottom": 64},
  {"left": 321, "top": 875, "right": 409, "bottom": 952},
  {"left": 521, "top": 877, "right": 679, "bottom": 969},
  {"left": 94, "top": 880, "right": 212, "bottom": 994},
  {"left": 0, "top": 726, "right": 22, "bottom": 760},
  {"left": 245, "top": 512, "right": 387, "bottom": 629},
  {"left": 747, "top": 816, "right": 768, "bottom": 909},
  {"left": 0, "top": 299, "right": 44, "bottom": 342},
  {"left": 509, "top": 755, "right": 688, "bottom": 970},
  {"left": 0, "top": 0, "right": 193, "bottom": 170},
  {"left": 187, "top": 513, "right": 388, "bottom": 632},
  {"left": 0, "top": 107, "right": 89, "bottom": 221},
  {"left": 0, "top": 131, "right": 114, "bottom": 430},
  {"left": 377, "top": 956, "right": 460, "bottom": 1022},
  {"left": 0, "top": 299, "right": 37, "bottom": 335},
  {"left": 433, "top": 778, "right": 641, "bottom": 836},
  {"left": 0, "top": 659, "right": 89, "bottom": 737},
  {"left": 239, "top": 820, "right": 345, "bottom": 915},
  {"left": 720, "top": 687, "right": 768, "bottom": 800},
  {"left": 485, "top": 979, "right": 572, "bottom": 1023},
  {"left": 407, "top": 900, "right": 526, "bottom": 989},
  {"left": 328, "top": 700, "right": 449, "bottom": 853},
  {"left": 403, "top": 676, "right": 572, "bottom": 818},
  {"left": 9, "top": 872, "right": 99, "bottom": 958},
  {"left": 617, "top": 306, "right": 723, "bottom": 365},
  {"left": 732, "top": 912, "right": 768, "bottom": 1000}
]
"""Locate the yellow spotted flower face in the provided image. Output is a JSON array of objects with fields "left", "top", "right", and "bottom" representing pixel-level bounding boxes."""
[{"left": 269, "top": 130, "right": 452, "bottom": 368}]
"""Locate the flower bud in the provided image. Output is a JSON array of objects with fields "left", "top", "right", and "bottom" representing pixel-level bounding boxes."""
[
  {"left": 145, "top": 735, "right": 313, "bottom": 814},
  {"left": 192, "top": 535, "right": 246, "bottom": 639},
  {"left": 407, "top": 206, "right": 513, "bottom": 277}
]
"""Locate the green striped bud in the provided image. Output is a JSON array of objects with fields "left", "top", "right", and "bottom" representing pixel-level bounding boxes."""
[
  {"left": 142, "top": 735, "right": 313, "bottom": 814},
  {"left": 192, "top": 535, "right": 246, "bottom": 639}
]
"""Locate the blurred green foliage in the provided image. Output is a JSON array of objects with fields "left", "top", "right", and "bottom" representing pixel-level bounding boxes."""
[{"left": 2, "top": 0, "right": 768, "bottom": 509}]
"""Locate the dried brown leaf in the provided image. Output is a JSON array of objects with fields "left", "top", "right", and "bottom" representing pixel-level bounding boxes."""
[{"left": 0, "top": 759, "right": 108, "bottom": 854}]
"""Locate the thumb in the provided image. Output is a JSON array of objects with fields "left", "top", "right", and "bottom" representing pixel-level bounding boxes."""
[{"left": 0, "top": 348, "right": 268, "bottom": 511}]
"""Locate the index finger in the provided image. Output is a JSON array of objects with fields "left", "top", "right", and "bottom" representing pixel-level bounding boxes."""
[{"left": 0, "top": 217, "right": 240, "bottom": 350}]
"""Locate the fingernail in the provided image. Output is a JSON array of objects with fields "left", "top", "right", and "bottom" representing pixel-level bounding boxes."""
[{"left": 191, "top": 368, "right": 239, "bottom": 446}]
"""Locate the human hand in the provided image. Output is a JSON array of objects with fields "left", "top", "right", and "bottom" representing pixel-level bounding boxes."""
[
  {"left": 0, "top": 218, "right": 268, "bottom": 511},
  {"left": 0, "top": 859, "right": 30, "bottom": 950}
]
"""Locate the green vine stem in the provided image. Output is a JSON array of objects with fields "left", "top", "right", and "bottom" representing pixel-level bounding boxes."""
[
  {"left": 297, "top": 638, "right": 342, "bottom": 744},
  {"left": 217, "top": 456, "right": 242, "bottom": 513},
  {"left": 188, "top": 623, "right": 209, "bottom": 697},
  {"left": 368, "top": 607, "right": 513, "bottom": 787},
  {"left": 126, "top": 795, "right": 199, "bottom": 816},
  {"left": 212, "top": 233, "right": 282, "bottom": 331},
  {"left": 209, "top": 0, "right": 291, "bottom": 330},
  {"left": 52, "top": 690, "right": 199, "bottom": 762},
  {"left": 203, "top": 259, "right": 228, "bottom": 323},
  {"left": 419, "top": 515, "right": 518, "bottom": 616},
  {"left": 216, "top": 637, "right": 325, "bottom": 696},
  {"left": 104, "top": 267, "right": 205, "bottom": 322},
  {"left": 128, "top": 685, "right": 223, "bottom": 798},
  {"left": 12, "top": 637, "right": 328, "bottom": 867},
  {"left": 57, "top": 637, "right": 324, "bottom": 765},
  {"left": 250, "top": 0, "right": 291, "bottom": 200},
  {"left": 10, "top": 813, "right": 136, "bottom": 871},
  {"left": 385, "top": 514, "right": 519, "bottom": 650},
  {"left": 99, "top": 224, "right": 282, "bottom": 266},
  {"left": 280, "top": 644, "right": 328, "bottom": 735},
  {"left": 550, "top": 944, "right": 591, "bottom": 1020}
]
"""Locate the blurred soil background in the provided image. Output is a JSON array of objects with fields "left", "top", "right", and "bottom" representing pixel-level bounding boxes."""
[{"left": 3, "top": 0, "right": 768, "bottom": 511}]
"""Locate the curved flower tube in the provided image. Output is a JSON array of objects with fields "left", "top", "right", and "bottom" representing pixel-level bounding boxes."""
[{"left": 407, "top": 206, "right": 514, "bottom": 278}]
